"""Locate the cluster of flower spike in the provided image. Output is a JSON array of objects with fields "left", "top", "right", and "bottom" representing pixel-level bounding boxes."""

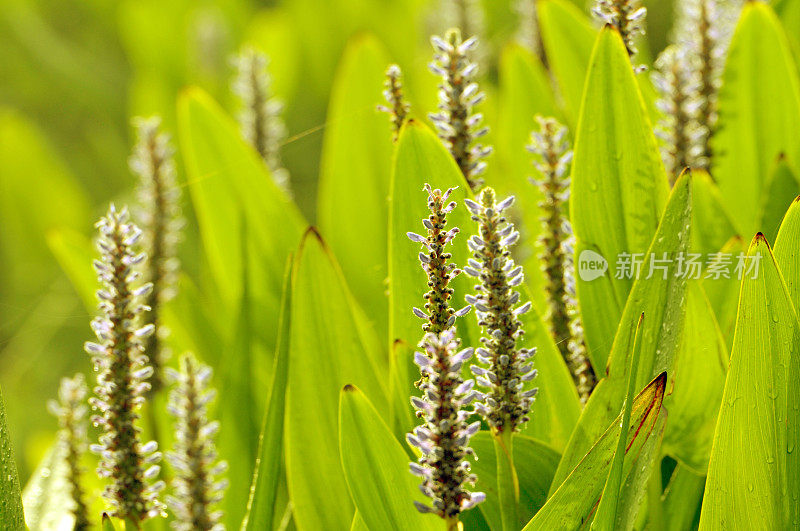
[
  {"left": 668, "top": 0, "right": 739, "bottom": 172},
  {"left": 592, "top": 0, "right": 647, "bottom": 60},
  {"left": 407, "top": 329, "right": 485, "bottom": 520},
  {"left": 232, "top": 46, "right": 291, "bottom": 195},
  {"left": 407, "top": 185, "right": 471, "bottom": 335},
  {"left": 652, "top": 46, "right": 704, "bottom": 183},
  {"left": 464, "top": 189, "right": 537, "bottom": 432},
  {"left": 131, "top": 116, "right": 183, "bottom": 390},
  {"left": 528, "top": 117, "right": 596, "bottom": 404},
  {"left": 166, "top": 354, "right": 228, "bottom": 531},
  {"left": 84, "top": 205, "right": 165, "bottom": 521},
  {"left": 48, "top": 374, "right": 91, "bottom": 529},
  {"left": 378, "top": 64, "right": 410, "bottom": 142},
  {"left": 429, "top": 29, "right": 492, "bottom": 191}
]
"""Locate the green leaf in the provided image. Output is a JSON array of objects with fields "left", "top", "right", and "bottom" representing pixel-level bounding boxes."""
[
  {"left": 523, "top": 374, "right": 668, "bottom": 530},
  {"left": 689, "top": 170, "right": 738, "bottom": 256},
  {"left": 102, "top": 513, "right": 116, "bottom": 531},
  {"left": 217, "top": 224, "right": 259, "bottom": 527},
  {"left": 661, "top": 282, "right": 727, "bottom": 472},
  {"left": 285, "top": 229, "right": 388, "bottom": 531},
  {"left": 177, "top": 87, "right": 305, "bottom": 329},
  {"left": 714, "top": 1, "right": 800, "bottom": 238},
  {"left": 775, "top": 197, "right": 800, "bottom": 307},
  {"left": 243, "top": 256, "right": 293, "bottom": 530},
  {"left": 763, "top": 158, "right": 800, "bottom": 245},
  {"left": 699, "top": 234, "right": 800, "bottom": 529},
  {"left": 551, "top": 174, "right": 691, "bottom": 492},
  {"left": 537, "top": 0, "right": 596, "bottom": 128},
  {"left": 21, "top": 443, "right": 74, "bottom": 530},
  {"left": 471, "top": 434, "right": 560, "bottom": 531},
  {"left": 338, "top": 385, "right": 439, "bottom": 531},
  {"left": 318, "top": 34, "right": 393, "bottom": 335},
  {"left": 571, "top": 26, "right": 670, "bottom": 369},
  {"left": 0, "top": 384, "right": 24, "bottom": 530},
  {"left": 389, "top": 122, "right": 579, "bottom": 450},
  {"left": 661, "top": 465, "right": 705, "bottom": 531}
]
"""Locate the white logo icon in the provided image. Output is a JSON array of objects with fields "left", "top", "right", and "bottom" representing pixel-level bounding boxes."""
[{"left": 578, "top": 250, "right": 608, "bottom": 282}]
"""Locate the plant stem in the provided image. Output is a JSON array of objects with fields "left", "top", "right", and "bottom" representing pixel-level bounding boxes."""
[
  {"left": 648, "top": 466, "right": 664, "bottom": 531},
  {"left": 494, "top": 429, "right": 519, "bottom": 531},
  {"left": 445, "top": 515, "right": 461, "bottom": 531}
]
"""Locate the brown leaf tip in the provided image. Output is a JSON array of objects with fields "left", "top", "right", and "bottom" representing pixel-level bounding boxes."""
[{"left": 343, "top": 384, "right": 356, "bottom": 392}]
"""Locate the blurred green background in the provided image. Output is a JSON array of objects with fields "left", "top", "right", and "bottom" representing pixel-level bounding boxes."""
[{"left": 0, "top": 0, "right": 682, "bottom": 483}]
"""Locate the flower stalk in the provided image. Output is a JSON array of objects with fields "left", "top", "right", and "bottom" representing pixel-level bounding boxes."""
[
  {"left": 407, "top": 185, "right": 471, "bottom": 335},
  {"left": 429, "top": 29, "right": 492, "bottom": 191},
  {"left": 232, "top": 46, "right": 291, "bottom": 195},
  {"left": 464, "top": 188, "right": 537, "bottom": 433},
  {"left": 48, "top": 374, "right": 91, "bottom": 530},
  {"left": 130, "top": 116, "right": 182, "bottom": 392},
  {"left": 407, "top": 329, "right": 485, "bottom": 524},
  {"left": 378, "top": 64, "right": 411, "bottom": 142},
  {"left": 85, "top": 205, "right": 165, "bottom": 523},
  {"left": 166, "top": 354, "right": 228, "bottom": 531},
  {"left": 528, "top": 117, "right": 597, "bottom": 404}
]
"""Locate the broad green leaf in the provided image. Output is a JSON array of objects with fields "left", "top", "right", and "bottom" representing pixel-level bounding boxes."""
[
  {"left": 218, "top": 227, "right": 259, "bottom": 527},
  {"left": 662, "top": 465, "right": 705, "bottom": 531},
  {"left": 494, "top": 43, "right": 559, "bottom": 314},
  {"left": 471, "top": 433, "right": 560, "bottom": 531},
  {"left": 690, "top": 170, "right": 738, "bottom": 256},
  {"left": 763, "top": 158, "right": 800, "bottom": 244},
  {"left": 338, "top": 385, "right": 438, "bottom": 531},
  {"left": 524, "top": 374, "right": 668, "bottom": 530},
  {"left": 318, "top": 34, "right": 393, "bottom": 336},
  {"left": 0, "top": 384, "right": 24, "bottom": 529},
  {"left": 351, "top": 513, "right": 369, "bottom": 531},
  {"left": 389, "top": 122, "right": 579, "bottom": 450},
  {"left": 662, "top": 282, "right": 727, "bottom": 472},
  {"left": 775, "top": 197, "right": 800, "bottom": 308},
  {"left": 21, "top": 444, "right": 74, "bottom": 530},
  {"left": 102, "top": 513, "right": 116, "bottom": 531},
  {"left": 177, "top": 88, "right": 305, "bottom": 332},
  {"left": 243, "top": 256, "right": 293, "bottom": 530},
  {"left": 714, "top": 2, "right": 800, "bottom": 238},
  {"left": 285, "top": 230, "right": 388, "bottom": 531},
  {"left": 537, "top": 0, "right": 596, "bottom": 128},
  {"left": 571, "top": 26, "right": 670, "bottom": 369},
  {"left": 701, "top": 236, "right": 746, "bottom": 348},
  {"left": 552, "top": 174, "right": 691, "bottom": 491},
  {"left": 699, "top": 234, "right": 800, "bottom": 529}
]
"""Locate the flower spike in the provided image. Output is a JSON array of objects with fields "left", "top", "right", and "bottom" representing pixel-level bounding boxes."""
[
  {"left": 232, "top": 46, "right": 291, "bottom": 195},
  {"left": 593, "top": 0, "right": 647, "bottom": 63},
  {"left": 377, "top": 64, "right": 411, "bottom": 142},
  {"left": 465, "top": 188, "right": 537, "bottom": 432},
  {"left": 429, "top": 28, "right": 492, "bottom": 191},
  {"left": 130, "top": 116, "right": 183, "bottom": 392},
  {"left": 407, "top": 184, "right": 470, "bottom": 335},
  {"left": 528, "top": 117, "right": 597, "bottom": 404},
  {"left": 408, "top": 329, "right": 485, "bottom": 522},
  {"left": 85, "top": 204, "right": 165, "bottom": 522},
  {"left": 166, "top": 354, "right": 228, "bottom": 531},
  {"left": 48, "top": 374, "right": 91, "bottom": 529}
]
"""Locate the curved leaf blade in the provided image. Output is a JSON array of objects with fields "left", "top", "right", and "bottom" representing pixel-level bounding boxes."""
[
  {"left": 570, "top": 26, "right": 670, "bottom": 369},
  {"left": 699, "top": 234, "right": 800, "bottom": 529},
  {"left": 338, "top": 385, "right": 439, "bottom": 531}
]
